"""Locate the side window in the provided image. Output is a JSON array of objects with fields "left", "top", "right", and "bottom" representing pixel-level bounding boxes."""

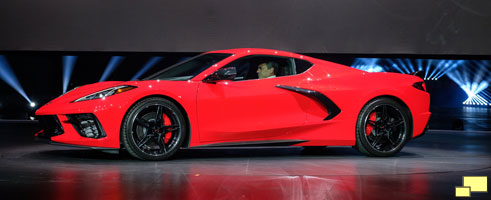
[
  {"left": 222, "top": 55, "right": 294, "bottom": 81},
  {"left": 295, "top": 59, "right": 313, "bottom": 74}
]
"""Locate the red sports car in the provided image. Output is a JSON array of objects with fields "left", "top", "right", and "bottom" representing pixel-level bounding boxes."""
[{"left": 35, "top": 48, "right": 431, "bottom": 160}]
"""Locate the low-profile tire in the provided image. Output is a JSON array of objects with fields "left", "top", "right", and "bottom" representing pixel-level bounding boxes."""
[
  {"left": 121, "top": 97, "right": 186, "bottom": 161},
  {"left": 355, "top": 97, "right": 411, "bottom": 157}
]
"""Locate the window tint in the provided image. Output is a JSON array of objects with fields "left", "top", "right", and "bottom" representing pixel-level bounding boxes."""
[
  {"left": 295, "top": 59, "right": 313, "bottom": 74},
  {"left": 221, "top": 55, "right": 294, "bottom": 81}
]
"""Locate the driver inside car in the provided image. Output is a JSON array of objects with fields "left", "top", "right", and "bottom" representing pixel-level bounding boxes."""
[{"left": 256, "top": 62, "right": 278, "bottom": 79}]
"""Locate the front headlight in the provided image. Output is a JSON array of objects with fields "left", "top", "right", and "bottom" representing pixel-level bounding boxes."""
[{"left": 73, "top": 85, "right": 137, "bottom": 102}]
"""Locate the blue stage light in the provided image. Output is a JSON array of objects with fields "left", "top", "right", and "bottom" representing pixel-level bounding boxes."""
[
  {"left": 396, "top": 59, "right": 411, "bottom": 74},
  {"left": 416, "top": 59, "right": 423, "bottom": 71},
  {"left": 351, "top": 58, "right": 384, "bottom": 72},
  {"left": 447, "top": 61, "right": 490, "bottom": 107},
  {"left": 433, "top": 60, "right": 464, "bottom": 79},
  {"left": 99, "top": 56, "right": 125, "bottom": 82},
  {"left": 356, "top": 65, "right": 384, "bottom": 72},
  {"left": 371, "top": 59, "right": 467, "bottom": 81},
  {"left": 423, "top": 59, "right": 433, "bottom": 79},
  {"left": 62, "top": 56, "right": 77, "bottom": 93},
  {"left": 0, "top": 55, "right": 33, "bottom": 104},
  {"left": 427, "top": 60, "right": 446, "bottom": 79},
  {"left": 131, "top": 57, "right": 163, "bottom": 81}
]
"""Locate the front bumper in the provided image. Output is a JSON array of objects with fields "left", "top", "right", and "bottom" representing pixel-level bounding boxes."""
[
  {"left": 35, "top": 112, "right": 121, "bottom": 149},
  {"left": 34, "top": 92, "right": 135, "bottom": 149}
]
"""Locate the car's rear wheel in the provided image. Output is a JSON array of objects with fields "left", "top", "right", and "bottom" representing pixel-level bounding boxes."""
[
  {"left": 355, "top": 98, "right": 411, "bottom": 157},
  {"left": 121, "top": 97, "right": 186, "bottom": 160}
]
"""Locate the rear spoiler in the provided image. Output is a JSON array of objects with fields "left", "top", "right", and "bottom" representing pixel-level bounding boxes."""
[{"left": 409, "top": 71, "right": 425, "bottom": 79}]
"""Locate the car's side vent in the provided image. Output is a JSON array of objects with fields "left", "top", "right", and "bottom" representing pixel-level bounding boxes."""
[{"left": 276, "top": 85, "right": 341, "bottom": 120}]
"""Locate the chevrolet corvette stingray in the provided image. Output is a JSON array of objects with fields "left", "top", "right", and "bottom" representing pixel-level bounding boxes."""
[{"left": 35, "top": 48, "right": 430, "bottom": 160}]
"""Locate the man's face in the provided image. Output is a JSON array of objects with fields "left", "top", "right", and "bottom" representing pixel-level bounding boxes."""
[{"left": 257, "top": 63, "right": 273, "bottom": 79}]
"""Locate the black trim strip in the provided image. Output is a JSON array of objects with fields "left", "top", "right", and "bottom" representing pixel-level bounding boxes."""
[
  {"left": 276, "top": 85, "right": 341, "bottom": 120},
  {"left": 191, "top": 140, "right": 308, "bottom": 148}
]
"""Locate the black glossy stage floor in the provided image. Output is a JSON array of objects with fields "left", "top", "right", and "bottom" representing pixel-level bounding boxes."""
[{"left": 1, "top": 122, "right": 490, "bottom": 200}]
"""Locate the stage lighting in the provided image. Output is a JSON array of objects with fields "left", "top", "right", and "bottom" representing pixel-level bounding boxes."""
[
  {"left": 131, "top": 57, "right": 163, "bottom": 80},
  {"left": 356, "top": 65, "right": 384, "bottom": 72},
  {"left": 0, "top": 55, "right": 33, "bottom": 104},
  {"left": 62, "top": 56, "right": 77, "bottom": 93},
  {"left": 433, "top": 60, "right": 464, "bottom": 79},
  {"left": 99, "top": 56, "right": 125, "bottom": 82},
  {"left": 351, "top": 58, "right": 384, "bottom": 72},
  {"left": 368, "top": 59, "right": 466, "bottom": 80},
  {"left": 447, "top": 61, "right": 490, "bottom": 107}
]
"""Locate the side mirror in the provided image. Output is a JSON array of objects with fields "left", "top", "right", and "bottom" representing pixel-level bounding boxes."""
[{"left": 203, "top": 67, "right": 237, "bottom": 83}]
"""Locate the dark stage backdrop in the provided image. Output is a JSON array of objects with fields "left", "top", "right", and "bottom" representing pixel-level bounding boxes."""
[{"left": 0, "top": 0, "right": 490, "bottom": 55}]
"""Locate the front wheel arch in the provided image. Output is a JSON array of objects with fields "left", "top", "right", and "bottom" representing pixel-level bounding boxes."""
[{"left": 120, "top": 94, "right": 191, "bottom": 149}]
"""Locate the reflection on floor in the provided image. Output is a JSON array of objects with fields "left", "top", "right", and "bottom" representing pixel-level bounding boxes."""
[
  {"left": 430, "top": 106, "right": 491, "bottom": 131},
  {"left": 0, "top": 123, "right": 490, "bottom": 200}
]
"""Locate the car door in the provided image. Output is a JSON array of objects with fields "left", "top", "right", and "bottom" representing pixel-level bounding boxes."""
[{"left": 196, "top": 55, "right": 310, "bottom": 142}]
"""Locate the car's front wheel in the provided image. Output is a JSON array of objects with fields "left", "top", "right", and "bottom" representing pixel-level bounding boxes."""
[
  {"left": 121, "top": 97, "right": 186, "bottom": 160},
  {"left": 355, "top": 98, "right": 411, "bottom": 157}
]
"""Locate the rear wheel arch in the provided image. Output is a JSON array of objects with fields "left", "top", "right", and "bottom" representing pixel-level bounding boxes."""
[{"left": 120, "top": 94, "right": 191, "bottom": 148}]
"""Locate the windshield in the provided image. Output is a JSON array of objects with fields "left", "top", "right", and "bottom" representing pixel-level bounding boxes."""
[{"left": 144, "top": 53, "right": 231, "bottom": 80}]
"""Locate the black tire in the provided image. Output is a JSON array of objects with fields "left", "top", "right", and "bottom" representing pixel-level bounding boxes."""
[
  {"left": 355, "top": 97, "right": 411, "bottom": 157},
  {"left": 121, "top": 97, "right": 186, "bottom": 160}
]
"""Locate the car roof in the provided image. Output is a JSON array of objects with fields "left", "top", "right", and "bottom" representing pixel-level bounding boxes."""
[{"left": 207, "top": 48, "right": 308, "bottom": 59}]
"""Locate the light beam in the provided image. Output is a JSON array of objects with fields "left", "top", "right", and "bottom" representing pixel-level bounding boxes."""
[
  {"left": 99, "top": 56, "right": 125, "bottom": 82},
  {"left": 351, "top": 58, "right": 384, "bottom": 72},
  {"left": 131, "top": 57, "right": 163, "bottom": 81},
  {"left": 62, "top": 56, "right": 77, "bottom": 93},
  {"left": 0, "top": 55, "right": 32, "bottom": 104},
  {"left": 447, "top": 61, "right": 490, "bottom": 107}
]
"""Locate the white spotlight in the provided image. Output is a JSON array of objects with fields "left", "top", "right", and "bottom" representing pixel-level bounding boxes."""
[{"left": 30, "top": 102, "right": 36, "bottom": 107}]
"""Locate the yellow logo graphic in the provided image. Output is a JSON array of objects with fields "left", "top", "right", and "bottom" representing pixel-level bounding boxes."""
[{"left": 455, "top": 176, "right": 487, "bottom": 197}]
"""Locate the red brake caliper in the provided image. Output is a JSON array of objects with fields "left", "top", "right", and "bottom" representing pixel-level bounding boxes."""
[
  {"left": 366, "top": 112, "right": 377, "bottom": 136},
  {"left": 163, "top": 114, "right": 172, "bottom": 143}
]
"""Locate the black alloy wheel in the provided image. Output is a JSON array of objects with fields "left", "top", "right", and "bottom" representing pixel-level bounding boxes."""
[
  {"left": 355, "top": 98, "right": 411, "bottom": 157},
  {"left": 122, "top": 97, "right": 186, "bottom": 160}
]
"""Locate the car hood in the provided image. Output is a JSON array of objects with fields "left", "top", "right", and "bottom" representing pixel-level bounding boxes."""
[{"left": 46, "top": 81, "right": 128, "bottom": 105}]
